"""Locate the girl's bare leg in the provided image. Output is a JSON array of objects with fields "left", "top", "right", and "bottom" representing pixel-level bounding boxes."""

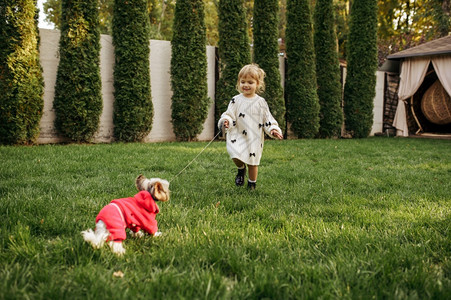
[
  {"left": 232, "top": 158, "right": 245, "bottom": 168},
  {"left": 248, "top": 165, "right": 258, "bottom": 182}
]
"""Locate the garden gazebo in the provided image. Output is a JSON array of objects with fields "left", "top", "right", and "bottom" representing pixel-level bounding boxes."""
[{"left": 383, "top": 35, "right": 451, "bottom": 137}]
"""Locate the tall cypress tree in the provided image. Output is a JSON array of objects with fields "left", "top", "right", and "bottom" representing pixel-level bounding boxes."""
[
  {"left": 253, "top": 0, "right": 286, "bottom": 132},
  {"left": 285, "top": 0, "right": 320, "bottom": 138},
  {"left": 53, "top": 0, "right": 102, "bottom": 142},
  {"left": 343, "top": 0, "right": 378, "bottom": 138},
  {"left": 171, "top": 0, "right": 209, "bottom": 141},
  {"left": 113, "top": 0, "right": 153, "bottom": 142},
  {"left": 216, "top": 0, "right": 251, "bottom": 124},
  {"left": 314, "top": 0, "right": 343, "bottom": 138},
  {"left": 0, "top": 0, "right": 44, "bottom": 145}
]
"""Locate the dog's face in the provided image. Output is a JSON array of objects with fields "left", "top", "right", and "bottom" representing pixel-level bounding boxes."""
[{"left": 135, "top": 175, "right": 170, "bottom": 202}]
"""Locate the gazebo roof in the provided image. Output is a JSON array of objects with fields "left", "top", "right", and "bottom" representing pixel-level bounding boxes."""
[
  {"left": 387, "top": 35, "right": 451, "bottom": 60},
  {"left": 380, "top": 35, "right": 451, "bottom": 72}
]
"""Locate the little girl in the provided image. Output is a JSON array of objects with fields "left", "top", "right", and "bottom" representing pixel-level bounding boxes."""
[{"left": 218, "top": 64, "right": 283, "bottom": 190}]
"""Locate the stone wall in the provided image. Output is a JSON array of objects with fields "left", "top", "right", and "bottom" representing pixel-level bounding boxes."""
[{"left": 383, "top": 73, "right": 400, "bottom": 135}]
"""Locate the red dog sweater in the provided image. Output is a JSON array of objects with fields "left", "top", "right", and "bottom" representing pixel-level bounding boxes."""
[{"left": 96, "top": 191, "right": 159, "bottom": 241}]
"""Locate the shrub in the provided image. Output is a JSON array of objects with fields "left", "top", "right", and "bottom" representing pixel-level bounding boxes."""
[
  {"left": 253, "top": 0, "right": 286, "bottom": 132},
  {"left": 171, "top": 0, "right": 209, "bottom": 141},
  {"left": 285, "top": 0, "right": 320, "bottom": 138},
  {"left": 0, "top": 0, "right": 44, "bottom": 145},
  {"left": 53, "top": 0, "right": 102, "bottom": 142},
  {"left": 112, "top": 0, "right": 153, "bottom": 142},
  {"left": 216, "top": 0, "right": 251, "bottom": 124},
  {"left": 313, "top": 0, "right": 343, "bottom": 138},
  {"left": 343, "top": 0, "right": 378, "bottom": 138}
]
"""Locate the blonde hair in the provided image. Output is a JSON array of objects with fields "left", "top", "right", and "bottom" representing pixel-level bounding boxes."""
[{"left": 236, "top": 64, "right": 266, "bottom": 94}]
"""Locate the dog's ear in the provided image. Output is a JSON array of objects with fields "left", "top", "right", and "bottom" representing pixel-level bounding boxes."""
[
  {"left": 153, "top": 181, "right": 169, "bottom": 202},
  {"left": 135, "top": 174, "right": 146, "bottom": 191}
]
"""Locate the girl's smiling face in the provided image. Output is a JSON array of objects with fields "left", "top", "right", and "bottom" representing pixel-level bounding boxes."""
[{"left": 239, "top": 75, "right": 258, "bottom": 98}]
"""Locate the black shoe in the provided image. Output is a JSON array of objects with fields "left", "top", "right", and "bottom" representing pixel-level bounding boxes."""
[
  {"left": 235, "top": 168, "right": 245, "bottom": 186},
  {"left": 247, "top": 181, "right": 256, "bottom": 190}
]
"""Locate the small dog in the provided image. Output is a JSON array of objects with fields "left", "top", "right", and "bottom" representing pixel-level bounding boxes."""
[{"left": 82, "top": 174, "right": 170, "bottom": 255}]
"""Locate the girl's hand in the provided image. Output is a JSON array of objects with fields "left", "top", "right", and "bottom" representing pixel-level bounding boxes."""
[
  {"left": 271, "top": 130, "right": 283, "bottom": 140},
  {"left": 223, "top": 120, "right": 229, "bottom": 128}
]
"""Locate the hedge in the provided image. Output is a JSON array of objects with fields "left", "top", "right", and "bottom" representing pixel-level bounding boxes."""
[
  {"left": 314, "top": 0, "right": 343, "bottom": 138},
  {"left": 216, "top": 0, "right": 251, "bottom": 124},
  {"left": 0, "top": 0, "right": 44, "bottom": 145},
  {"left": 53, "top": 0, "right": 102, "bottom": 142},
  {"left": 171, "top": 0, "right": 209, "bottom": 141},
  {"left": 285, "top": 0, "right": 320, "bottom": 138},
  {"left": 343, "top": 0, "right": 378, "bottom": 138},
  {"left": 253, "top": 0, "right": 286, "bottom": 133},
  {"left": 112, "top": 0, "right": 153, "bottom": 142}
]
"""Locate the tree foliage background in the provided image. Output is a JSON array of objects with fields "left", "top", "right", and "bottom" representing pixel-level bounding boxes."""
[
  {"left": 42, "top": 0, "right": 450, "bottom": 65},
  {"left": 377, "top": 0, "right": 450, "bottom": 65}
]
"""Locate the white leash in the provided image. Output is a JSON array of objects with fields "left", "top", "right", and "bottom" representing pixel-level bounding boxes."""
[{"left": 169, "top": 131, "right": 221, "bottom": 183}]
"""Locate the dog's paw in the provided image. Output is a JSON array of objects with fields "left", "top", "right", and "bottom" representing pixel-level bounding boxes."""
[
  {"left": 131, "top": 230, "right": 145, "bottom": 238},
  {"left": 109, "top": 241, "right": 126, "bottom": 256},
  {"left": 153, "top": 231, "right": 162, "bottom": 237}
]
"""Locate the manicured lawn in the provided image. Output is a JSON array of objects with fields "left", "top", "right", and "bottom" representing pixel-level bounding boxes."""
[{"left": 1, "top": 137, "right": 450, "bottom": 299}]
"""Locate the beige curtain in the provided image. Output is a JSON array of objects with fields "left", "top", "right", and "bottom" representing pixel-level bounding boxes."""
[
  {"left": 431, "top": 56, "right": 451, "bottom": 97},
  {"left": 393, "top": 58, "right": 430, "bottom": 136}
]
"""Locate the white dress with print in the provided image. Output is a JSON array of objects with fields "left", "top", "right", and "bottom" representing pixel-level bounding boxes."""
[{"left": 218, "top": 94, "right": 282, "bottom": 166}]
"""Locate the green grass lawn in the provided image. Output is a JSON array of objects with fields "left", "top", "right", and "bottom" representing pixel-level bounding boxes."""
[{"left": 1, "top": 137, "right": 450, "bottom": 299}]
